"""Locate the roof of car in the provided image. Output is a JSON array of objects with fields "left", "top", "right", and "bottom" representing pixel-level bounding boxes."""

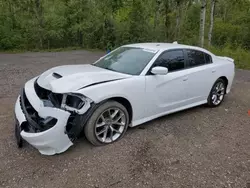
[{"left": 124, "top": 42, "right": 212, "bottom": 54}]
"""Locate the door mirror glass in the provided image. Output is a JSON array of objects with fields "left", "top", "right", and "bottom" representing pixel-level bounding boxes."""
[{"left": 151, "top": 66, "right": 168, "bottom": 75}]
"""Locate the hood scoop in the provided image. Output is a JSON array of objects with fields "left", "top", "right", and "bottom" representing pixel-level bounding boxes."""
[{"left": 52, "top": 72, "right": 62, "bottom": 79}]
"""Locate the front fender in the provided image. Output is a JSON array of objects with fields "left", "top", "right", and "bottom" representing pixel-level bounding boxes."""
[{"left": 77, "top": 77, "right": 146, "bottom": 123}]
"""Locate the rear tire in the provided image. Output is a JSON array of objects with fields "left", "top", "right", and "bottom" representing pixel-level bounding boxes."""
[
  {"left": 84, "top": 100, "right": 129, "bottom": 146},
  {"left": 207, "top": 78, "right": 226, "bottom": 107}
]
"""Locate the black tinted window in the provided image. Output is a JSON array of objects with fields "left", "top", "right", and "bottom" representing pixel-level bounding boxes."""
[
  {"left": 154, "top": 50, "right": 185, "bottom": 72},
  {"left": 186, "top": 50, "right": 206, "bottom": 67},
  {"left": 205, "top": 53, "right": 213, "bottom": 64}
]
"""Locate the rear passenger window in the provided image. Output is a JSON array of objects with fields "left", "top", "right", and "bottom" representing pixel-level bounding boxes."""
[
  {"left": 186, "top": 50, "right": 206, "bottom": 67},
  {"left": 154, "top": 50, "right": 185, "bottom": 72},
  {"left": 205, "top": 53, "right": 213, "bottom": 64}
]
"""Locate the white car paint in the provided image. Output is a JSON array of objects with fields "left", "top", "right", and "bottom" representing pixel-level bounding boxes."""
[
  {"left": 14, "top": 43, "right": 235, "bottom": 155},
  {"left": 15, "top": 77, "right": 73, "bottom": 155},
  {"left": 37, "top": 64, "right": 132, "bottom": 93}
]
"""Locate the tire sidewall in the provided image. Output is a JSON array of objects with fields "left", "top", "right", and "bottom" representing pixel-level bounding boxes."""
[
  {"left": 208, "top": 78, "right": 226, "bottom": 107},
  {"left": 84, "top": 100, "right": 129, "bottom": 146}
]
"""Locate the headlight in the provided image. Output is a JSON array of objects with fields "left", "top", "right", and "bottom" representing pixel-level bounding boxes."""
[
  {"left": 61, "top": 93, "right": 92, "bottom": 113},
  {"left": 62, "top": 93, "right": 85, "bottom": 109}
]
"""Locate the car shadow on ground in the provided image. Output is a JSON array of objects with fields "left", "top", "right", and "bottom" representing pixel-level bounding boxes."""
[
  {"left": 75, "top": 103, "right": 208, "bottom": 148},
  {"left": 128, "top": 104, "right": 208, "bottom": 132},
  {"left": 16, "top": 99, "right": 225, "bottom": 157}
]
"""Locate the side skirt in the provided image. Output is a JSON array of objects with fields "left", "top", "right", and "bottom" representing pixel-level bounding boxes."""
[{"left": 131, "top": 100, "right": 207, "bottom": 127}]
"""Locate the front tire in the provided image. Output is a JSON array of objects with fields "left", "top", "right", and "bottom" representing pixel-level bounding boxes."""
[
  {"left": 207, "top": 78, "right": 226, "bottom": 107},
  {"left": 84, "top": 100, "right": 129, "bottom": 146}
]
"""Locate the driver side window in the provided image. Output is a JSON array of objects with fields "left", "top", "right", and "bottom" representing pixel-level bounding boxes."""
[{"left": 154, "top": 50, "right": 185, "bottom": 72}]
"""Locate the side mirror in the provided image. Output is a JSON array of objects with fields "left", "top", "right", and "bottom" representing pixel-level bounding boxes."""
[{"left": 151, "top": 66, "right": 168, "bottom": 75}]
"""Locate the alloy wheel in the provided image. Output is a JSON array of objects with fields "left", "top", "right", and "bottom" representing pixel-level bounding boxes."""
[
  {"left": 211, "top": 81, "right": 225, "bottom": 105},
  {"left": 95, "top": 108, "right": 126, "bottom": 143}
]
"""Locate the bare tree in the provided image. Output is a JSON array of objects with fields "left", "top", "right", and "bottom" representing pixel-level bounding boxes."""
[
  {"left": 154, "top": 0, "right": 161, "bottom": 30},
  {"left": 35, "top": 0, "right": 44, "bottom": 49},
  {"left": 175, "top": 0, "right": 182, "bottom": 40},
  {"left": 183, "top": 0, "right": 191, "bottom": 26},
  {"left": 199, "top": 0, "right": 206, "bottom": 47},
  {"left": 164, "top": 0, "right": 171, "bottom": 41},
  {"left": 208, "top": 0, "right": 216, "bottom": 46}
]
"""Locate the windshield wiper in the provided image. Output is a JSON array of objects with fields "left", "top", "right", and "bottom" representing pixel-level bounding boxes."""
[
  {"left": 104, "top": 67, "right": 115, "bottom": 72},
  {"left": 92, "top": 64, "right": 115, "bottom": 72}
]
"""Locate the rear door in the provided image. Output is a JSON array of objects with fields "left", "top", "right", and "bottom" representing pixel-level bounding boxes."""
[{"left": 182, "top": 49, "right": 217, "bottom": 103}]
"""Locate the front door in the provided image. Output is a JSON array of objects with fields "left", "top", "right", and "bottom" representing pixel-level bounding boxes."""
[{"left": 145, "top": 49, "right": 191, "bottom": 117}]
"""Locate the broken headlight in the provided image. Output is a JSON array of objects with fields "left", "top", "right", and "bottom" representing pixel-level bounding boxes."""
[{"left": 61, "top": 93, "right": 91, "bottom": 113}]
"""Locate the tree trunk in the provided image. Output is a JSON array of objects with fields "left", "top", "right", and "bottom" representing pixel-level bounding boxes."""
[
  {"left": 164, "top": 0, "right": 170, "bottom": 41},
  {"left": 154, "top": 0, "right": 161, "bottom": 29},
  {"left": 183, "top": 1, "right": 190, "bottom": 26},
  {"left": 208, "top": 0, "right": 215, "bottom": 47},
  {"left": 154, "top": 0, "right": 161, "bottom": 41},
  {"left": 175, "top": 0, "right": 181, "bottom": 40},
  {"left": 8, "top": 0, "right": 16, "bottom": 29},
  {"left": 199, "top": 0, "right": 206, "bottom": 47},
  {"left": 35, "top": 0, "right": 44, "bottom": 49}
]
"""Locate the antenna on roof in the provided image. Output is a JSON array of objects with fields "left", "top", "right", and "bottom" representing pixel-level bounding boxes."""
[{"left": 173, "top": 41, "right": 178, "bottom": 44}]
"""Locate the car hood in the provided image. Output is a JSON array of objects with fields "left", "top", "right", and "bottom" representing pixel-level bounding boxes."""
[{"left": 37, "top": 64, "right": 131, "bottom": 93}]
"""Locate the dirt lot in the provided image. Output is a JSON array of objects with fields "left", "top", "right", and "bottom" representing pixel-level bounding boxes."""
[{"left": 0, "top": 50, "right": 250, "bottom": 188}]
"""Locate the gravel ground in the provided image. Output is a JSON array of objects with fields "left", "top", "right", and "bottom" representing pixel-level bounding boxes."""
[{"left": 0, "top": 50, "right": 250, "bottom": 188}]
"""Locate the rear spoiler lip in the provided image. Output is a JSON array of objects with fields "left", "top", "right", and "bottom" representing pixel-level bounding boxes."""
[{"left": 217, "top": 56, "right": 234, "bottom": 63}]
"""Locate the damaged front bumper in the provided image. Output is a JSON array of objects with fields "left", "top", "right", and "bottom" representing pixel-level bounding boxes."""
[{"left": 14, "top": 77, "right": 91, "bottom": 155}]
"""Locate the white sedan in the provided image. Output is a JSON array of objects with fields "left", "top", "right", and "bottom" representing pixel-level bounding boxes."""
[{"left": 14, "top": 43, "right": 235, "bottom": 155}]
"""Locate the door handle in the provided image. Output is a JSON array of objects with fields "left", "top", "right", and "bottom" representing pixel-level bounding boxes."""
[
  {"left": 212, "top": 70, "right": 216, "bottom": 73},
  {"left": 183, "top": 77, "right": 188, "bottom": 81}
]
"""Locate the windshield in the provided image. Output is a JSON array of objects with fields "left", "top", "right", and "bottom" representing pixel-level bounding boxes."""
[{"left": 93, "top": 47, "right": 157, "bottom": 75}]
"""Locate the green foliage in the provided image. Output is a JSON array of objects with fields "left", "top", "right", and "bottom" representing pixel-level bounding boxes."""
[
  {"left": 180, "top": 3, "right": 200, "bottom": 45},
  {"left": 209, "top": 45, "right": 250, "bottom": 70},
  {"left": 0, "top": 0, "right": 250, "bottom": 69}
]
